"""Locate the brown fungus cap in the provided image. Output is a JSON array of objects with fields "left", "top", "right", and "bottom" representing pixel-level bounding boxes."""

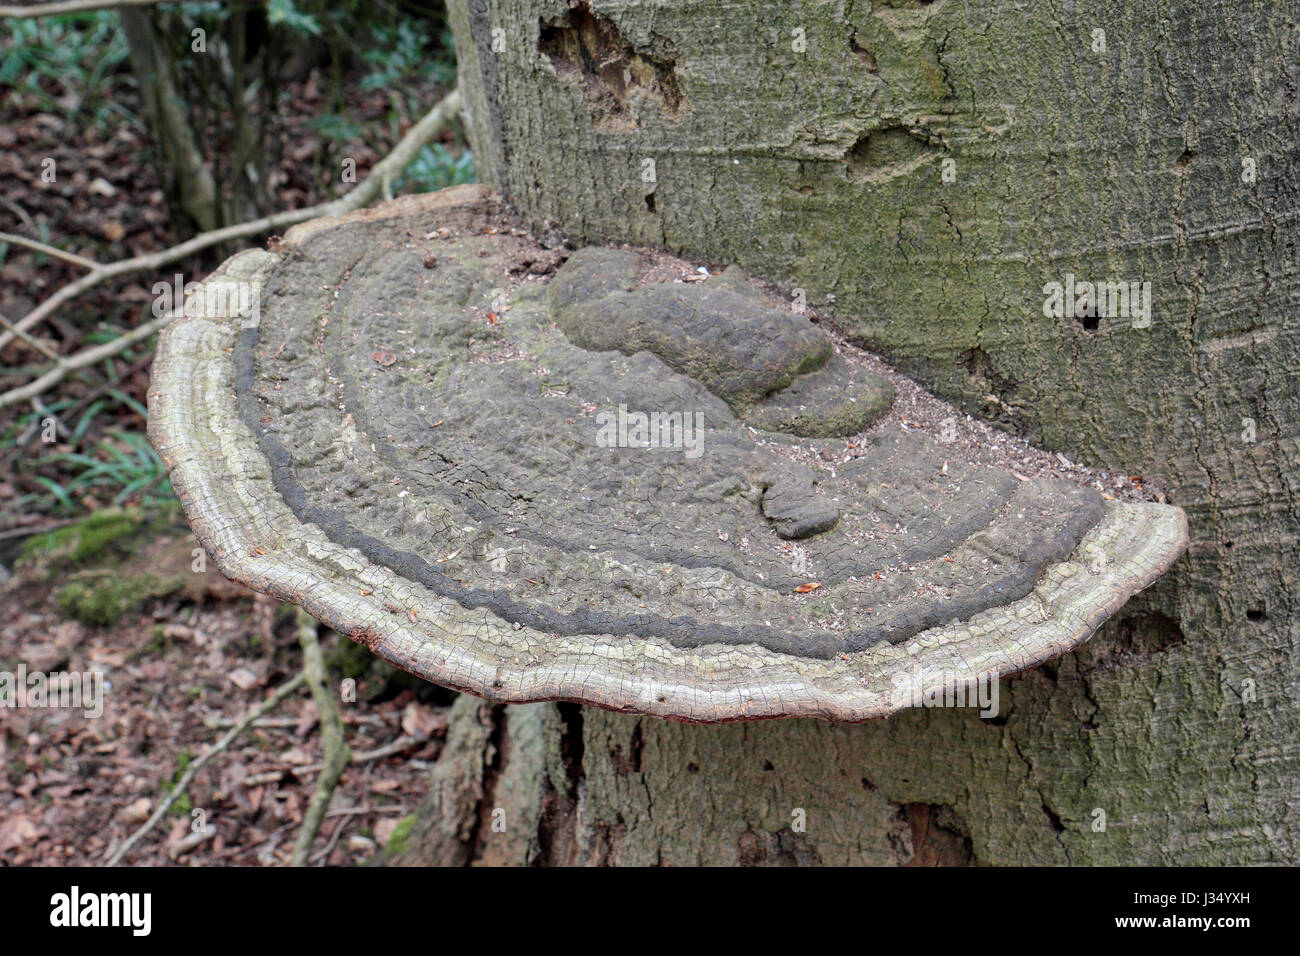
[{"left": 148, "top": 186, "right": 1188, "bottom": 723}]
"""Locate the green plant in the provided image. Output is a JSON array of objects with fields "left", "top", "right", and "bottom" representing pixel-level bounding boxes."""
[
  {"left": 0, "top": 12, "right": 131, "bottom": 127},
  {"left": 395, "top": 142, "right": 475, "bottom": 194},
  {"left": 36, "top": 429, "right": 171, "bottom": 515}
]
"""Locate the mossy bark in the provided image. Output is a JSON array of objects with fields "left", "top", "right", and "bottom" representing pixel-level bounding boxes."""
[{"left": 398, "top": 0, "right": 1299, "bottom": 864}]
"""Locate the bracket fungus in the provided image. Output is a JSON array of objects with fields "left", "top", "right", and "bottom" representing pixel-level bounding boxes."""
[{"left": 148, "top": 186, "right": 1188, "bottom": 722}]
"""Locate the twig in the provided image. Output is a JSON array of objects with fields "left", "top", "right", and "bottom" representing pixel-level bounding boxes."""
[
  {"left": 202, "top": 715, "right": 300, "bottom": 730},
  {"left": 0, "top": 87, "right": 462, "bottom": 357},
  {"left": 242, "top": 769, "right": 290, "bottom": 787},
  {"left": 309, "top": 816, "right": 347, "bottom": 863},
  {"left": 0, "top": 0, "right": 164, "bottom": 19},
  {"left": 0, "top": 232, "right": 99, "bottom": 270},
  {"left": 106, "top": 672, "right": 307, "bottom": 866},
  {"left": 0, "top": 309, "right": 175, "bottom": 409},
  {"left": 0, "top": 309, "right": 59, "bottom": 361},
  {"left": 205, "top": 712, "right": 383, "bottom": 729},
  {"left": 0, "top": 518, "right": 81, "bottom": 541},
  {"left": 291, "top": 734, "right": 422, "bottom": 776},
  {"left": 324, "top": 805, "right": 409, "bottom": 818},
  {"left": 290, "top": 610, "right": 351, "bottom": 867},
  {"left": 0, "top": 196, "right": 37, "bottom": 233}
]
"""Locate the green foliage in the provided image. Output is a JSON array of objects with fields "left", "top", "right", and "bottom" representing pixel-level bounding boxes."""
[
  {"left": 36, "top": 428, "right": 171, "bottom": 516},
  {"left": 161, "top": 752, "right": 195, "bottom": 816},
  {"left": 267, "top": 0, "right": 322, "bottom": 37},
  {"left": 0, "top": 12, "right": 130, "bottom": 126},
  {"left": 56, "top": 572, "right": 183, "bottom": 628},
  {"left": 305, "top": 112, "right": 364, "bottom": 143},
  {"left": 21, "top": 507, "right": 147, "bottom": 566},
  {"left": 361, "top": 20, "right": 434, "bottom": 90},
  {"left": 396, "top": 142, "right": 476, "bottom": 194},
  {"left": 385, "top": 813, "right": 418, "bottom": 857},
  {"left": 2, "top": 365, "right": 174, "bottom": 524}
]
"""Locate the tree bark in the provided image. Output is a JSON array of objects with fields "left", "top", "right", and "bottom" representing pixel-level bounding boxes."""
[
  {"left": 120, "top": 7, "right": 220, "bottom": 234},
  {"left": 392, "top": 0, "right": 1299, "bottom": 864}
]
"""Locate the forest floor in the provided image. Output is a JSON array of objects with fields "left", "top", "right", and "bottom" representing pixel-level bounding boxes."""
[
  {"left": 0, "top": 507, "right": 450, "bottom": 866},
  {"left": 1, "top": 48, "right": 461, "bottom": 866},
  {"left": 1, "top": 47, "right": 467, "bottom": 531}
]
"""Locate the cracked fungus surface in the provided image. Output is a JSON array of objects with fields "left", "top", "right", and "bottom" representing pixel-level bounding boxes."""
[{"left": 149, "top": 186, "right": 1189, "bottom": 722}]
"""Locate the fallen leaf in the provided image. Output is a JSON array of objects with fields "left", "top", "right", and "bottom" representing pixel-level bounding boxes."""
[
  {"left": 20, "top": 642, "right": 66, "bottom": 672},
  {"left": 794, "top": 582, "right": 821, "bottom": 594},
  {"left": 374, "top": 817, "right": 402, "bottom": 847},
  {"left": 227, "top": 667, "right": 259, "bottom": 691},
  {"left": 116, "top": 797, "right": 152, "bottom": 824},
  {"left": 0, "top": 815, "right": 40, "bottom": 852},
  {"left": 401, "top": 702, "right": 447, "bottom": 738},
  {"left": 280, "top": 747, "right": 313, "bottom": 766}
]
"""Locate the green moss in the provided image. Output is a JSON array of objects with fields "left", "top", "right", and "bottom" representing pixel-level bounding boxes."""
[
  {"left": 161, "top": 751, "right": 195, "bottom": 816},
  {"left": 20, "top": 505, "right": 180, "bottom": 573},
  {"left": 56, "top": 572, "right": 184, "bottom": 628},
  {"left": 385, "top": 813, "right": 418, "bottom": 857}
]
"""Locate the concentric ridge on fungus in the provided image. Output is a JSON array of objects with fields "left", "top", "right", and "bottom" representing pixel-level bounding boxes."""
[{"left": 148, "top": 186, "right": 1189, "bottom": 722}]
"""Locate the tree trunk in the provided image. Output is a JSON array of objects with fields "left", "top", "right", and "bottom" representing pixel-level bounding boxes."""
[
  {"left": 390, "top": 0, "right": 1298, "bottom": 864},
  {"left": 120, "top": 8, "right": 220, "bottom": 234}
]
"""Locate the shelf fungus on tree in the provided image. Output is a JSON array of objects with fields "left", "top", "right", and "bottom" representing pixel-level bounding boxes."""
[{"left": 148, "top": 186, "right": 1188, "bottom": 723}]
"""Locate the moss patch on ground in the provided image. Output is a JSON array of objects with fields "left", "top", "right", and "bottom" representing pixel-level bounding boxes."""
[
  {"left": 14, "top": 503, "right": 237, "bottom": 628},
  {"left": 55, "top": 573, "right": 186, "bottom": 628}
]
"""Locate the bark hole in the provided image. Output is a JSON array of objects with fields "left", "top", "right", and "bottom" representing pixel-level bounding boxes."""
[
  {"left": 736, "top": 826, "right": 822, "bottom": 866},
  {"left": 1077, "top": 611, "right": 1187, "bottom": 672},
  {"left": 846, "top": 126, "right": 935, "bottom": 182},
  {"left": 849, "top": 33, "right": 879, "bottom": 72},
  {"left": 960, "top": 346, "right": 1022, "bottom": 424},
  {"left": 539, "top": 1, "right": 683, "bottom": 119},
  {"left": 900, "top": 803, "right": 974, "bottom": 866}
]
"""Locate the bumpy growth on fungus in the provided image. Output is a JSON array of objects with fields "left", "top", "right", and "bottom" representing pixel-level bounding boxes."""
[{"left": 148, "top": 186, "right": 1187, "bottom": 722}]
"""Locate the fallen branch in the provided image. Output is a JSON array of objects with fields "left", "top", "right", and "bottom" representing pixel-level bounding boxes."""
[
  {"left": 0, "top": 0, "right": 164, "bottom": 19},
  {"left": 0, "top": 232, "right": 99, "bottom": 270},
  {"left": 0, "top": 308, "right": 175, "bottom": 409},
  {"left": 0, "top": 86, "right": 462, "bottom": 362},
  {"left": 324, "top": 805, "right": 410, "bottom": 819},
  {"left": 290, "top": 610, "right": 352, "bottom": 867},
  {"left": 106, "top": 671, "right": 307, "bottom": 866},
  {"left": 0, "top": 310, "right": 59, "bottom": 361},
  {"left": 240, "top": 734, "right": 424, "bottom": 787}
]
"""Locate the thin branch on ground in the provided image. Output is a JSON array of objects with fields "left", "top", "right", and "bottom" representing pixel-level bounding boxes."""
[
  {"left": 0, "top": 232, "right": 99, "bottom": 270},
  {"left": 0, "top": 86, "right": 461, "bottom": 360},
  {"left": 105, "top": 672, "right": 307, "bottom": 866},
  {"left": 0, "top": 309, "right": 176, "bottom": 410},
  {"left": 0, "top": 0, "right": 164, "bottom": 19},
  {"left": 0, "top": 310, "right": 59, "bottom": 361},
  {"left": 290, "top": 610, "right": 352, "bottom": 867}
]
